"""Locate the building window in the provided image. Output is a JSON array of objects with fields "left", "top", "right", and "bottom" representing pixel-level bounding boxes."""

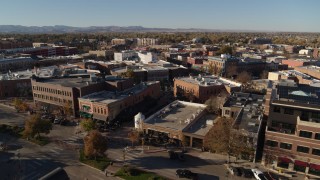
[
  {"left": 266, "top": 140, "right": 278, "bottom": 147},
  {"left": 280, "top": 143, "right": 292, "bottom": 150},
  {"left": 297, "top": 146, "right": 310, "bottom": 154},
  {"left": 225, "top": 110, "right": 230, "bottom": 115},
  {"left": 312, "top": 149, "right": 320, "bottom": 156},
  {"left": 274, "top": 106, "right": 281, "bottom": 113},
  {"left": 315, "top": 133, "right": 320, "bottom": 140},
  {"left": 311, "top": 112, "right": 320, "bottom": 120},
  {"left": 300, "top": 111, "right": 309, "bottom": 121},
  {"left": 284, "top": 108, "right": 294, "bottom": 115},
  {"left": 299, "top": 131, "right": 312, "bottom": 138}
]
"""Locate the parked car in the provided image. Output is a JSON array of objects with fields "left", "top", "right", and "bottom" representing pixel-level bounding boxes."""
[
  {"left": 176, "top": 169, "right": 198, "bottom": 179},
  {"left": 60, "top": 120, "right": 68, "bottom": 126},
  {"left": 242, "top": 168, "right": 254, "bottom": 178},
  {"left": 252, "top": 169, "right": 267, "bottom": 180},
  {"left": 227, "top": 166, "right": 242, "bottom": 176},
  {"left": 53, "top": 117, "right": 61, "bottom": 124}
]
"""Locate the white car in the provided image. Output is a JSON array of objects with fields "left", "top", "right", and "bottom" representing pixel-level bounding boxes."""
[{"left": 251, "top": 169, "right": 267, "bottom": 180}]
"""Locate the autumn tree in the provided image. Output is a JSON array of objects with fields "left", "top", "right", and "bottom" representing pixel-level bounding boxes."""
[
  {"left": 128, "top": 130, "right": 140, "bottom": 147},
  {"left": 205, "top": 91, "right": 228, "bottom": 115},
  {"left": 204, "top": 117, "right": 254, "bottom": 163},
  {"left": 83, "top": 130, "right": 108, "bottom": 159},
  {"left": 23, "top": 114, "right": 52, "bottom": 139},
  {"left": 80, "top": 118, "right": 95, "bottom": 132},
  {"left": 260, "top": 70, "right": 269, "bottom": 79},
  {"left": 62, "top": 101, "right": 73, "bottom": 117},
  {"left": 226, "top": 66, "right": 238, "bottom": 78},
  {"left": 236, "top": 71, "right": 252, "bottom": 83}
]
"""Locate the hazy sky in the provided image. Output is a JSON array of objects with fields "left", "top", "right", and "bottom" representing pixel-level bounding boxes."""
[{"left": 1, "top": 0, "right": 319, "bottom": 32}]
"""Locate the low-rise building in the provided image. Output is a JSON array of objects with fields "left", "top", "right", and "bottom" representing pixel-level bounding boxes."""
[
  {"left": 141, "top": 100, "right": 215, "bottom": 148},
  {"left": 114, "top": 51, "right": 138, "bottom": 61},
  {"left": 294, "top": 66, "right": 320, "bottom": 80},
  {"left": 174, "top": 75, "right": 241, "bottom": 103},
  {"left": 222, "top": 92, "right": 265, "bottom": 161},
  {"left": 78, "top": 81, "right": 160, "bottom": 122},
  {"left": 31, "top": 76, "right": 107, "bottom": 116}
]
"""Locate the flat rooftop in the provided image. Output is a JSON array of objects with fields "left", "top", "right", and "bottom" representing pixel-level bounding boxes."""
[
  {"left": 177, "top": 75, "right": 241, "bottom": 87},
  {"left": 183, "top": 113, "right": 217, "bottom": 136},
  {"left": 35, "top": 77, "right": 102, "bottom": 88},
  {"left": 79, "top": 82, "right": 158, "bottom": 104},
  {"left": 144, "top": 101, "right": 206, "bottom": 131}
]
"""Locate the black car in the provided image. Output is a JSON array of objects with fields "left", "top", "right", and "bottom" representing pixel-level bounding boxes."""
[
  {"left": 242, "top": 168, "right": 254, "bottom": 178},
  {"left": 234, "top": 167, "right": 243, "bottom": 176},
  {"left": 176, "top": 169, "right": 198, "bottom": 179}
]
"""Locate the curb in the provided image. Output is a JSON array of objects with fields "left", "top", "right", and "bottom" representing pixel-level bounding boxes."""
[{"left": 0, "top": 103, "right": 16, "bottom": 110}]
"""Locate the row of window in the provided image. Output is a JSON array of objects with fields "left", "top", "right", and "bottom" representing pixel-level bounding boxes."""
[
  {"left": 34, "top": 93, "right": 72, "bottom": 104},
  {"left": 266, "top": 140, "right": 320, "bottom": 156},
  {"left": 299, "top": 130, "right": 320, "bottom": 140},
  {"left": 33, "top": 86, "right": 72, "bottom": 97},
  {"left": 273, "top": 106, "right": 320, "bottom": 120}
]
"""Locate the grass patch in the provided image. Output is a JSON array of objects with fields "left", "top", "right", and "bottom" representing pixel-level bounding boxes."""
[
  {"left": 28, "top": 136, "right": 50, "bottom": 146},
  {"left": 79, "top": 149, "right": 110, "bottom": 171},
  {"left": 115, "top": 166, "right": 166, "bottom": 180}
]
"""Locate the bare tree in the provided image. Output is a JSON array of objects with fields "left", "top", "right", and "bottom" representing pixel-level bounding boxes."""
[{"left": 205, "top": 91, "right": 228, "bottom": 115}]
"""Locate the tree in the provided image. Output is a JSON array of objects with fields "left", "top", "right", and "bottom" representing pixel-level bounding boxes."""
[
  {"left": 23, "top": 114, "right": 52, "bottom": 139},
  {"left": 128, "top": 130, "right": 140, "bottom": 147},
  {"left": 205, "top": 91, "right": 228, "bottom": 115},
  {"left": 83, "top": 130, "right": 108, "bottom": 159},
  {"left": 80, "top": 118, "right": 95, "bottom": 132},
  {"left": 61, "top": 101, "right": 73, "bottom": 119},
  {"left": 236, "top": 71, "right": 252, "bottom": 83},
  {"left": 203, "top": 117, "right": 254, "bottom": 163},
  {"left": 13, "top": 98, "right": 23, "bottom": 112},
  {"left": 260, "top": 70, "right": 269, "bottom": 79},
  {"left": 226, "top": 65, "right": 238, "bottom": 78},
  {"left": 125, "top": 69, "right": 135, "bottom": 78},
  {"left": 217, "top": 45, "right": 233, "bottom": 55}
]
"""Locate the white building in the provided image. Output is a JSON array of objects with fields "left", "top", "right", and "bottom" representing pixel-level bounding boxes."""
[
  {"left": 138, "top": 52, "right": 157, "bottom": 64},
  {"left": 299, "top": 49, "right": 312, "bottom": 56},
  {"left": 114, "top": 51, "right": 137, "bottom": 61}
]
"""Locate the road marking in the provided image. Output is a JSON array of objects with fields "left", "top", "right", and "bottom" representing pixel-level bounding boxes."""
[
  {"left": 29, "top": 164, "right": 37, "bottom": 169},
  {"left": 53, "top": 147, "right": 64, "bottom": 151},
  {"left": 49, "top": 149, "right": 60, "bottom": 154},
  {"left": 32, "top": 161, "right": 42, "bottom": 166},
  {"left": 21, "top": 171, "right": 38, "bottom": 180}
]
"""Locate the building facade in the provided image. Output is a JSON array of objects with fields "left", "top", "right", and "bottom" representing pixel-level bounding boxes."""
[{"left": 263, "top": 82, "right": 320, "bottom": 177}]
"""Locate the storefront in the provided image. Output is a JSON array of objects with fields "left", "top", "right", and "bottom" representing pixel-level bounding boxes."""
[
  {"left": 294, "top": 160, "right": 308, "bottom": 173},
  {"left": 309, "top": 163, "right": 320, "bottom": 176},
  {"left": 277, "top": 157, "right": 292, "bottom": 169}
]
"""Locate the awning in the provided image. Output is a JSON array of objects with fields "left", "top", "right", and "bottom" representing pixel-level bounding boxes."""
[
  {"left": 278, "top": 157, "right": 292, "bottom": 163},
  {"left": 310, "top": 164, "right": 320, "bottom": 170},
  {"left": 79, "top": 111, "right": 93, "bottom": 118},
  {"left": 93, "top": 114, "right": 107, "bottom": 121},
  {"left": 294, "top": 160, "right": 309, "bottom": 167}
]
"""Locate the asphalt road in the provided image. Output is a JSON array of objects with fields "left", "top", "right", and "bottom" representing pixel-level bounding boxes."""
[{"left": 0, "top": 104, "right": 26, "bottom": 127}]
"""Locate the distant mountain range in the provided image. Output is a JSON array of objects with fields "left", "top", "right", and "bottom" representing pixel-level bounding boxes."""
[{"left": 0, "top": 25, "right": 261, "bottom": 34}]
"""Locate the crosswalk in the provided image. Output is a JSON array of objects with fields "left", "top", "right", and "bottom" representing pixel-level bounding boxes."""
[
  {"left": 107, "top": 148, "right": 143, "bottom": 162},
  {"left": 18, "top": 146, "right": 67, "bottom": 180}
]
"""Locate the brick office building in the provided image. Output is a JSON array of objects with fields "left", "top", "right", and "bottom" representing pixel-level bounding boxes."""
[
  {"left": 78, "top": 81, "right": 160, "bottom": 122},
  {"left": 263, "top": 81, "right": 320, "bottom": 177},
  {"left": 31, "top": 76, "right": 107, "bottom": 116},
  {"left": 174, "top": 75, "right": 241, "bottom": 103}
]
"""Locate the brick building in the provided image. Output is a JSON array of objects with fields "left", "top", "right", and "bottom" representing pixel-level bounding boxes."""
[
  {"left": 263, "top": 81, "right": 320, "bottom": 177},
  {"left": 174, "top": 75, "right": 241, "bottom": 103},
  {"left": 31, "top": 77, "right": 107, "bottom": 116},
  {"left": 78, "top": 81, "right": 160, "bottom": 122}
]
